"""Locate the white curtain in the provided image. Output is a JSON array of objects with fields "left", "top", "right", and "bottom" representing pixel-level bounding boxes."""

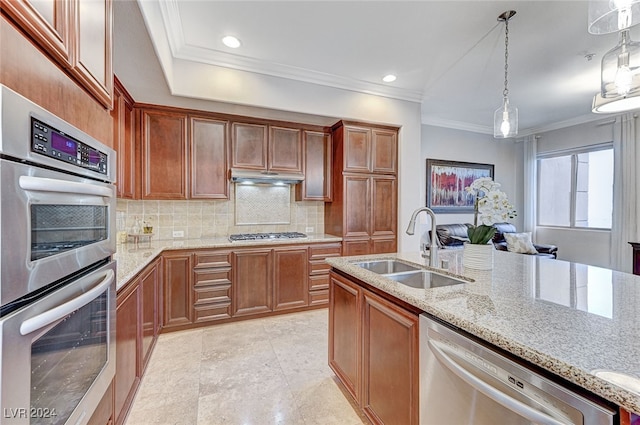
[
  {"left": 523, "top": 135, "right": 537, "bottom": 238},
  {"left": 610, "top": 113, "right": 640, "bottom": 272}
]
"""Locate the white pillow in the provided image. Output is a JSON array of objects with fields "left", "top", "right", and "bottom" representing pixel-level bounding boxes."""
[{"left": 504, "top": 232, "right": 538, "bottom": 254}]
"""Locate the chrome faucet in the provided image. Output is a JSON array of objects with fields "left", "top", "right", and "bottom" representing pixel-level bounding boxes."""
[{"left": 406, "top": 207, "right": 438, "bottom": 267}]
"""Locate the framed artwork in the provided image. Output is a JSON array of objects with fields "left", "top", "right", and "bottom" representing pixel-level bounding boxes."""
[{"left": 426, "top": 159, "right": 494, "bottom": 213}]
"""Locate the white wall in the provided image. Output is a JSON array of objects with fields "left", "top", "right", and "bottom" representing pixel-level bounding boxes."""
[
  {"left": 536, "top": 118, "right": 614, "bottom": 267},
  {"left": 419, "top": 125, "right": 524, "bottom": 233}
]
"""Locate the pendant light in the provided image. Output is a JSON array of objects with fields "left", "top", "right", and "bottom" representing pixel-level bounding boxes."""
[
  {"left": 494, "top": 11, "right": 518, "bottom": 139},
  {"left": 589, "top": 0, "right": 640, "bottom": 113}
]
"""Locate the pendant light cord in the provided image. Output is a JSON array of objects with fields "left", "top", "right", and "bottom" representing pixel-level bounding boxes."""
[{"left": 503, "top": 17, "right": 510, "bottom": 99}]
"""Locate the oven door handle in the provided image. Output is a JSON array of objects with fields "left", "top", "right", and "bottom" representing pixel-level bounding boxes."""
[
  {"left": 20, "top": 269, "right": 114, "bottom": 336},
  {"left": 428, "top": 339, "right": 569, "bottom": 425},
  {"left": 19, "top": 175, "right": 113, "bottom": 198}
]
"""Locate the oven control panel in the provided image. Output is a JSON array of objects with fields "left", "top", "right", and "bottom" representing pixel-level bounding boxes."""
[{"left": 31, "top": 118, "right": 108, "bottom": 175}]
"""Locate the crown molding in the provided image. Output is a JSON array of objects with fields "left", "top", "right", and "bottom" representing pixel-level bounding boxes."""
[
  {"left": 421, "top": 115, "right": 494, "bottom": 135},
  {"left": 159, "top": 0, "right": 423, "bottom": 103}
]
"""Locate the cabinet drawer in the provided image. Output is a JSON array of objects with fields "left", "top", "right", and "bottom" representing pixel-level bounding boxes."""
[
  {"left": 309, "top": 260, "right": 331, "bottom": 275},
  {"left": 194, "top": 251, "right": 231, "bottom": 268},
  {"left": 309, "top": 289, "right": 329, "bottom": 306},
  {"left": 194, "top": 284, "right": 231, "bottom": 304},
  {"left": 194, "top": 269, "right": 231, "bottom": 286},
  {"left": 309, "top": 243, "right": 342, "bottom": 259},
  {"left": 309, "top": 274, "right": 329, "bottom": 291},
  {"left": 194, "top": 303, "right": 231, "bottom": 322}
]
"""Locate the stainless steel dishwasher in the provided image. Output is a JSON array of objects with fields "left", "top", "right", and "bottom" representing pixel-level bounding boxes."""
[{"left": 419, "top": 315, "right": 617, "bottom": 425}]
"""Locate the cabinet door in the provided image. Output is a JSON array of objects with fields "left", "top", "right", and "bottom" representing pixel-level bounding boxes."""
[
  {"left": 329, "top": 271, "right": 361, "bottom": 402},
  {"left": 342, "top": 239, "right": 371, "bottom": 256},
  {"left": 112, "top": 79, "right": 136, "bottom": 198},
  {"left": 268, "top": 126, "right": 302, "bottom": 172},
  {"left": 297, "top": 130, "right": 332, "bottom": 201},
  {"left": 344, "top": 174, "right": 371, "bottom": 238},
  {"left": 371, "top": 237, "right": 397, "bottom": 255},
  {"left": 371, "top": 176, "right": 397, "bottom": 239},
  {"left": 371, "top": 129, "right": 397, "bottom": 174},
  {"left": 162, "top": 253, "right": 193, "bottom": 328},
  {"left": 140, "top": 259, "right": 160, "bottom": 369},
  {"left": 273, "top": 247, "right": 308, "bottom": 311},
  {"left": 231, "top": 122, "right": 267, "bottom": 170},
  {"left": 344, "top": 126, "right": 371, "bottom": 173},
  {"left": 115, "top": 284, "right": 140, "bottom": 425},
  {"left": 73, "top": 0, "right": 113, "bottom": 108},
  {"left": 190, "top": 117, "right": 229, "bottom": 199},
  {"left": 362, "top": 291, "right": 419, "bottom": 425},
  {"left": 0, "top": 0, "right": 72, "bottom": 74},
  {"left": 140, "top": 110, "right": 188, "bottom": 199},
  {"left": 232, "top": 249, "right": 273, "bottom": 316}
]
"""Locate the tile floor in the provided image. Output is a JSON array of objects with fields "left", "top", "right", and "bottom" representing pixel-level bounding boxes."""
[{"left": 125, "top": 309, "right": 367, "bottom": 425}]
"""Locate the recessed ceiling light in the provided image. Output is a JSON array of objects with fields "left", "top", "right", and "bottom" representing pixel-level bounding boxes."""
[
  {"left": 382, "top": 74, "right": 397, "bottom": 83},
  {"left": 222, "top": 35, "right": 241, "bottom": 49}
]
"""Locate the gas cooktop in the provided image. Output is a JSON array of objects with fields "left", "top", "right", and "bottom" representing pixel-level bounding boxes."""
[{"left": 228, "top": 232, "right": 308, "bottom": 242}]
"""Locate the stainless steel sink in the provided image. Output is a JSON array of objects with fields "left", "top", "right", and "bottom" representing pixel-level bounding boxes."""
[
  {"left": 354, "top": 260, "right": 420, "bottom": 274},
  {"left": 384, "top": 270, "right": 466, "bottom": 289}
]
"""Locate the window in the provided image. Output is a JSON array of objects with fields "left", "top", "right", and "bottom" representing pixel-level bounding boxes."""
[{"left": 537, "top": 144, "right": 613, "bottom": 229}]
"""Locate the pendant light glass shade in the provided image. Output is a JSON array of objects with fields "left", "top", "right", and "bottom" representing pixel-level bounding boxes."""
[
  {"left": 494, "top": 97, "right": 518, "bottom": 138},
  {"left": 592, "top": 91, "right": 640, "bottom": 112},
  {"left": 588, "top": 0, "right": 640, "bottom": 34},
  {"left": 601, "top": 30, "right": 640, "bottom": 98}
]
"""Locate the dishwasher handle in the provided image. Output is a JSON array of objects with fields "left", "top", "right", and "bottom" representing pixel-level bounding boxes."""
[{"left": 428, "top": 339, "right": 569, "bottom": 425}]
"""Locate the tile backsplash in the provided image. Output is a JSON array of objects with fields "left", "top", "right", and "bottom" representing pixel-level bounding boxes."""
[{"left": 117, "top": 185, "right": 324, "bottom": 240}]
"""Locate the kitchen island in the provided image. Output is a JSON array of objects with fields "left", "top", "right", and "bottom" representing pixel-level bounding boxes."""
[{"left": 326, "top": 249, "right": 640, "bottom": 421}]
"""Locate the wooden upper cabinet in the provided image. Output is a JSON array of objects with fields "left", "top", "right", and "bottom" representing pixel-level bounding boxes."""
[
  {"left": 231, "top": 122, "right": 302, "bottom": 173},
  {"left": 231, "top": 122, "right": 268, "bottom": 170},
  {"left": 344, "top": 126, "right": 371, "bottom": 173},
  {"left": 1, "top": 0, "right": 113, "bottom": 108},
  {"left": 269, "top": 126, "right": 302, "bottom": 173},
  {"left": 190, "top": 116, "right": 229, "bottom": 199},
  {"left": 140, "top": 109, "right": 188, "bottom": 199},
  {"left": 112, "top": 78, "right": 136, "bottom": 198},
  {"left": 0, "top": 0, "right": 72, "bottom": 65},
  {"left": 371, "top": 128, "right": 397, "bottom": 174},
  {"left": 296, "top": 130, "right": 332, "bottom": 201},
  {"left": 74, "top": 0, "right": 113, "bottom": 108},
  {"left": 336, "top": 122, "right": 398, "bottom": 175}
]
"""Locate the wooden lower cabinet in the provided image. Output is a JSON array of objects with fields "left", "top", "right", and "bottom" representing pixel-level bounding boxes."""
[
  {"left": 274, "top": 247, "right": 309, "bottom": 310},
  {"left": 329, "top": 272, "right": 362, "bottom": 401},
  {"left": 115, "top": 258, "right": 161, "bottom": 425},
  {"left": 329, "top": 270, "right": 420, "bottom": 425},
  {"left": 232, "top": 248, "right": 274, "bottom": 316},
  {"left": 193, "top": 250, "right": 232, "bottom": 323},
  {"left": 160, "top": 243, "right": 340, "bottom": 330},
  {"left": 162, "top": 252, "right": 193, "bottom": 329},
  {"left": 308, "top": 243, "right": 342, "bottom": 306},
  {"left": 362, "top": 291, "right": 419, "bottom": 425},
  {"left": 114, "top": 279, "right": 140, "bottom": 425},
  {"left": 88, "top": 382, "right": 113, "bottom": 425}
]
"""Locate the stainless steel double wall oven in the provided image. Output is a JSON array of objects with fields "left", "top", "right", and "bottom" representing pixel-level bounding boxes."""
[{"left": 0, "top": 85, "right": 117, "bottom": 425}]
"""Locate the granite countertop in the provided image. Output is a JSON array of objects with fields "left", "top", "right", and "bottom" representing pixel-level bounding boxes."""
[
  {"left": 326, "top": 250, "right": 640, "bottom": 415},
  {"left": 113, "top": 234, "right": 342, "bottom": 291}
]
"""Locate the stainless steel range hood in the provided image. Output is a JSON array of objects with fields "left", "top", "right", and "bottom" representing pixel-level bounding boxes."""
[{"left": 230, "top": 168, "right": 305, "bottom": 185}]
